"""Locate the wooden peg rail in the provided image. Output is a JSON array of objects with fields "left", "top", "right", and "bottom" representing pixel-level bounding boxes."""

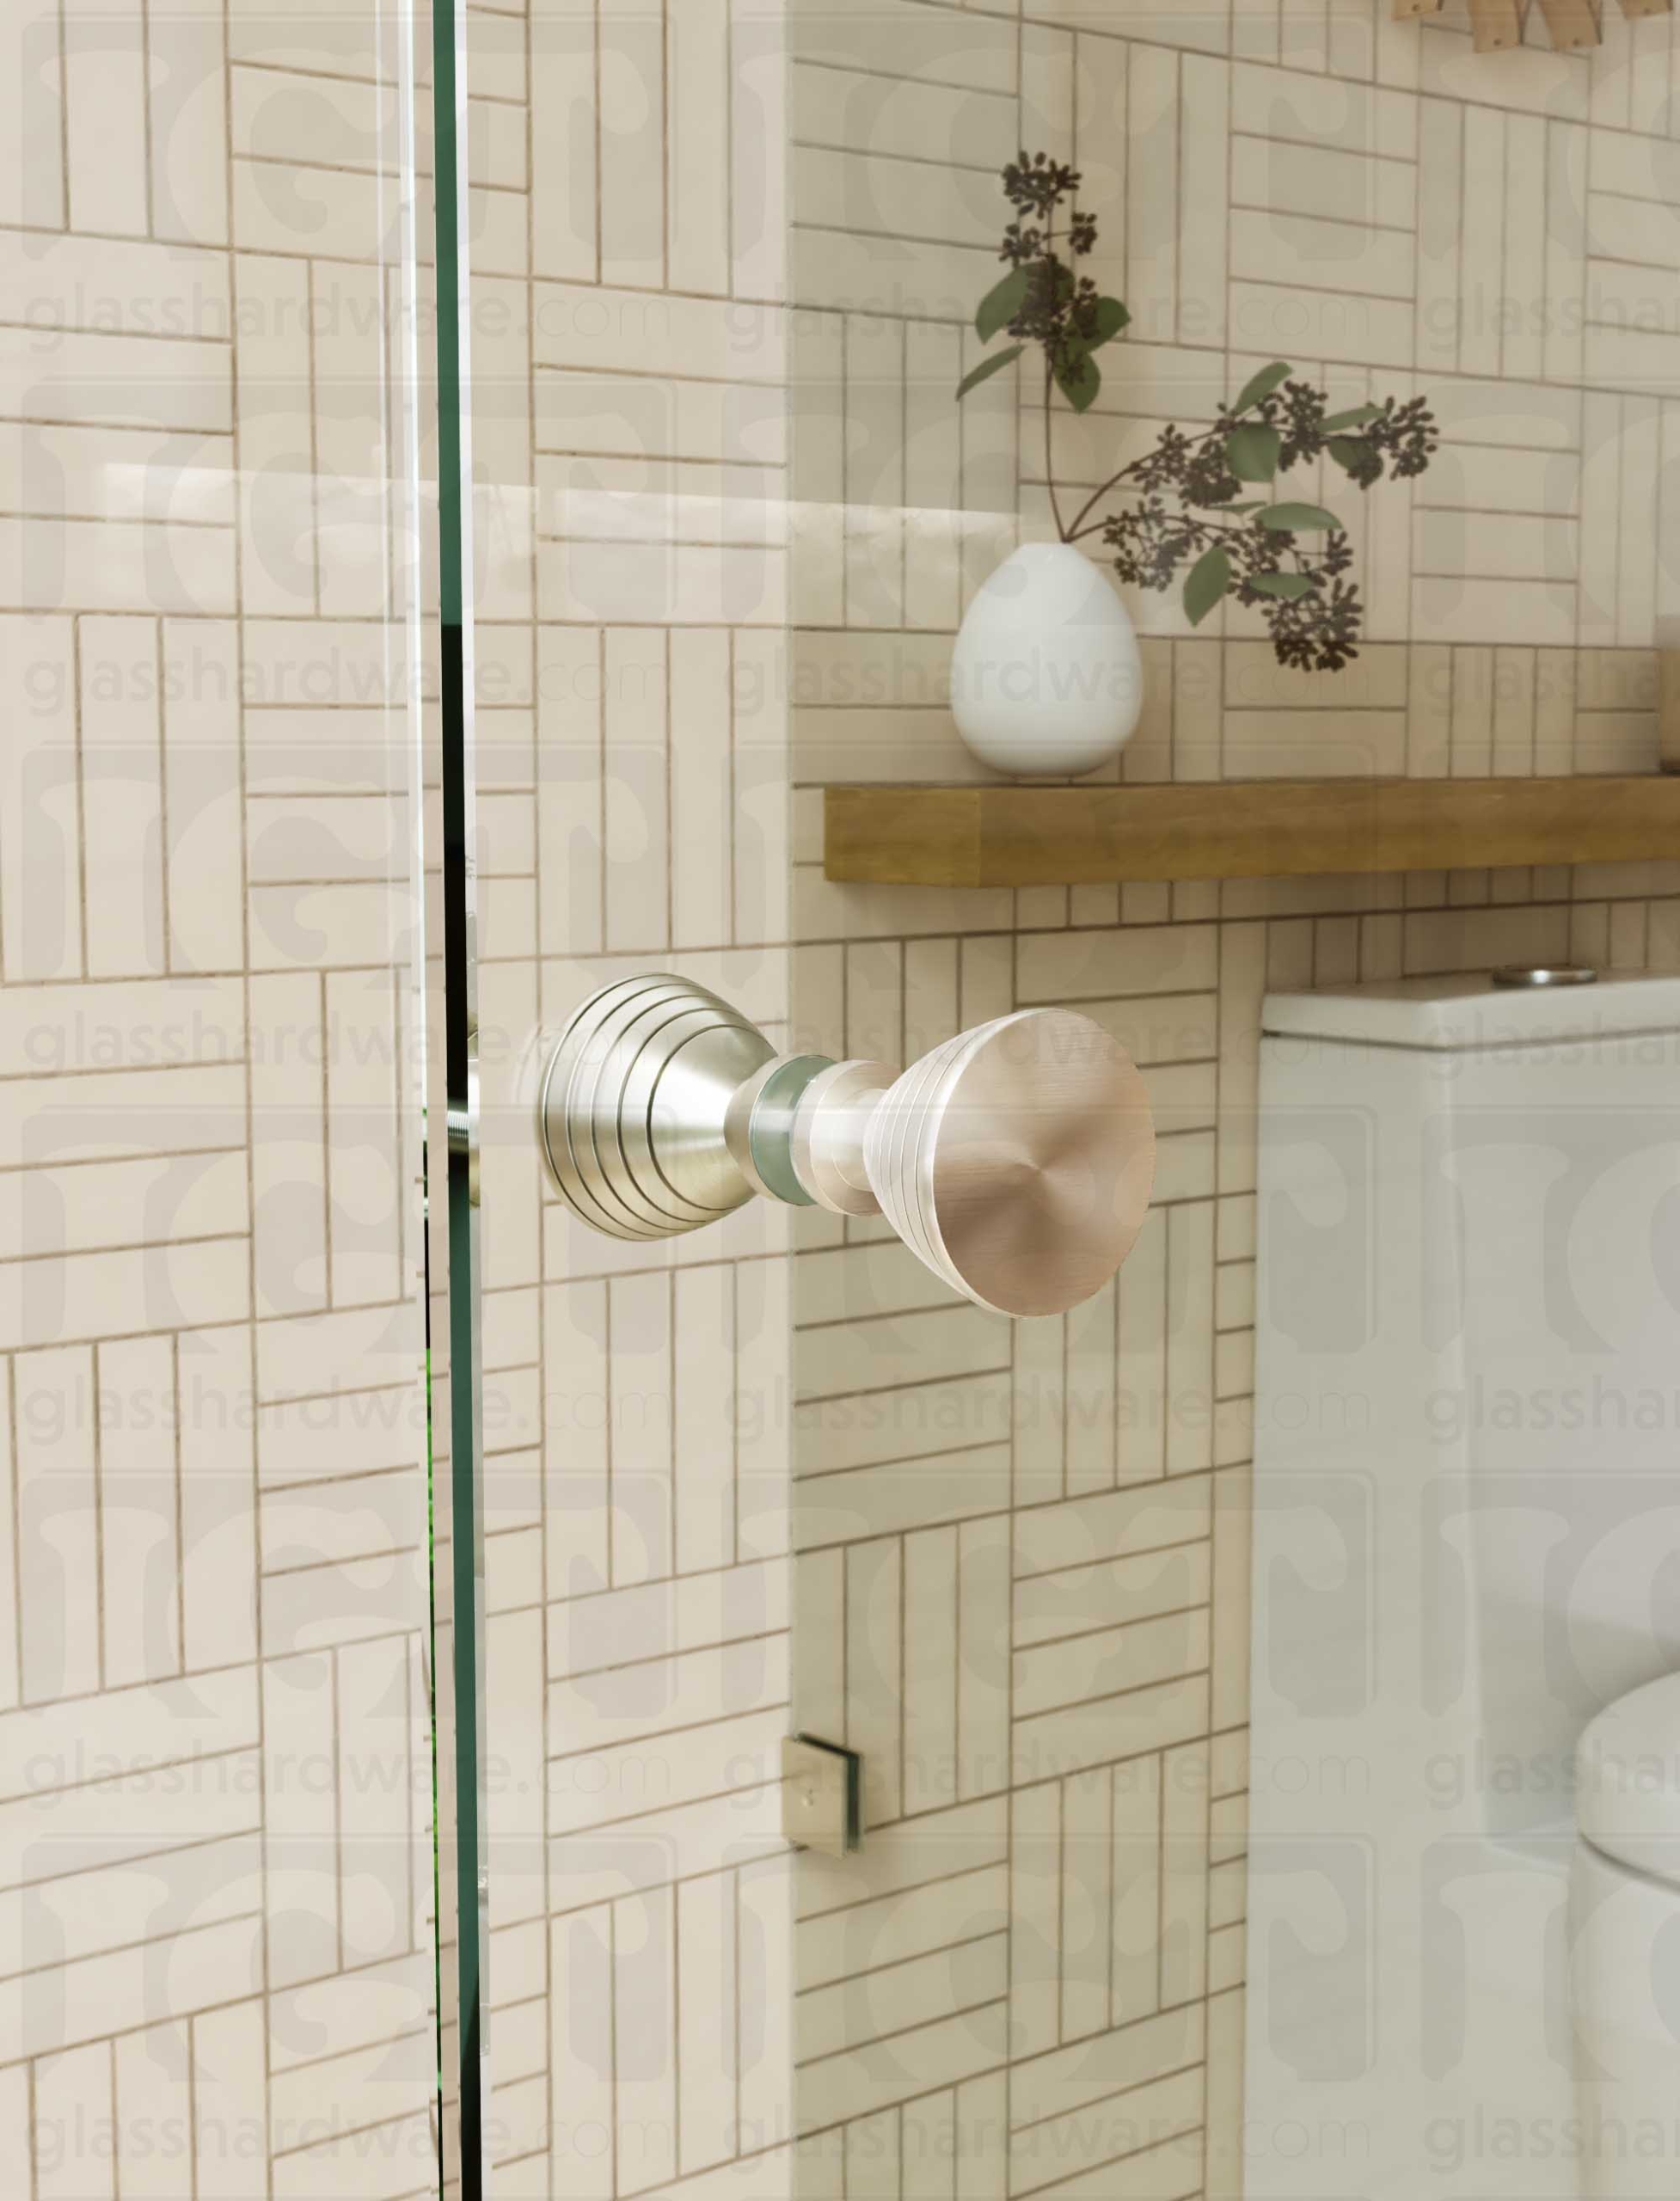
[
  {"left": 1537, "top": 0, "right": 1602, "bottom": 44},
  {"left": 1468, "top": 0, "right": 1524, "bottom": 47},
  {"left": 1395, "top": 0, "right": 1670, "bottom": 48}
]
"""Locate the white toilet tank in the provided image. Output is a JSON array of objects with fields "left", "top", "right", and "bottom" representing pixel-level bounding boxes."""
[{"left": 1247, "top": 971, "right": 1680, "bottom": 2201}]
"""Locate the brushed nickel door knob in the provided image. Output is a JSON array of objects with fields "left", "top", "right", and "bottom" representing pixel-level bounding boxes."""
[
  {"left": 862, "top": 1008, "right": 1154, "bottom": 1319},
  {"left": 536, "top": 976, "right": 1155, "bottom": 1317}
]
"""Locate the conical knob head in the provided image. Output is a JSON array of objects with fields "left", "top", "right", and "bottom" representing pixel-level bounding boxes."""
[{"left": 863, "top": 1009, "right": 1155, "bottom": 1317}]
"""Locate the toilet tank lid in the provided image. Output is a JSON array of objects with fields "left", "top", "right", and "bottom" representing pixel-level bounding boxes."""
[
  {"left": 1261, "top": 970, "right": 1680, "bottom": 1050},
  {"left": 1576, "top": 1673, "right": 1680, "bottom": 1886}
]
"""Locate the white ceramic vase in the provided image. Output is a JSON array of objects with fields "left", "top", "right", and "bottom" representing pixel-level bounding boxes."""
[{"left": 950, "top": 541, "right": 1144, "bottom": 779}]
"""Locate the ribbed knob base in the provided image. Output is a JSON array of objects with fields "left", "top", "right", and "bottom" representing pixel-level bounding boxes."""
[{"left": 536, "top": 975, "right": 776, "bottom": 1242}]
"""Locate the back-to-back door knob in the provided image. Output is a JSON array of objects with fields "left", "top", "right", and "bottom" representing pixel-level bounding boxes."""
[{"left": 536, "top": 975, "right": 1155, "bottom": 1317}]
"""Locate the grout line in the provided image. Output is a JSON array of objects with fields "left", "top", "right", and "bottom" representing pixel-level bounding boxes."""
[
  {"left": 54, "top": 0, "right": 70, "bottom": 240},
  {"left": 795, "top": 1989, "right": 1009, "bottom": 2074},
  {"left": 1155, "top": 1746, "right": 1166, "bottom": 2013},
  {"left": 1104, "top": 1757, "right": 1117, "bottom": 2031},
  {"left": 319, "top": 969, "right": 333, "bottom": 1306},
  {"left": 732, "top": 1867, "right": 742, "bottom": 2161},
  {"left": 665, "top": 1269, "right": 676, "bottom": 1576},
  {"left": 138, "top": 0, "right": 156, "bottom": 241},
  {"left": 155, "top": 618, "right": 172, "bottom": 975},
  {"left": 7, "top": 1359, "right": 21, "bottom": 1707},
  {"left": 261, "top": 1541, "right": 429, "bottom": 1584},
  {"left": 170, "top": 1331, "right": 186, "bottom": 1676},
  {"left": 331, "top": 1644, "right": 344, "bottom": 1976},
  {"left": 608, "top": 1899, "right": 619, "bottom": 2198},
  {"left": 592, "top": 0, "right": 604, "bottom": 284},
  {"left": 71, "top": 614, "right": 88, "bottom": 980},
  {"left": 89, "top": 1340, "right": 106, "bottom": 1693},
  {"left": 896, "top": 1524, "right": 907, "bottom": 1821}
]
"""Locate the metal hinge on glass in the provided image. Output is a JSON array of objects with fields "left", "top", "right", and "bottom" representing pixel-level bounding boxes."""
[{"left": 781, "top": 1736, "right": 862, "bottom": 1859}]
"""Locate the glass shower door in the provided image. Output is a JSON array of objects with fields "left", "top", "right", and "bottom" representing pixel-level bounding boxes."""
[
  {"left": 448, "top": 3, "right": 1680, "bottom": 2198},
  {"left": 3, "top": 1, "right": 445, "bottom": 2193},
  {"left": 445, "top": 0, "right": 798, "bottom": 2187},
  {"left": 453, "top": 3, "right": 1236, "bottom": 2198}
]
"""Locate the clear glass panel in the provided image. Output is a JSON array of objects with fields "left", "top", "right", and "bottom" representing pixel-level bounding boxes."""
[
  {"left": 19, "top": 0, "right": 1680, "bottom": 2182},
  {"left": 3, "top": 0, "right": 445, "bottom": 2192},
  {"left": 458, "top": 5, "right": 1680, "bottom": 2201},
  {"left": 459, "top": 0, "right": 797, "bottom": 2187}
]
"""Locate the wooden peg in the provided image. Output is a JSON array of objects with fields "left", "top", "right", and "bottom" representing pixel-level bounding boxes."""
[
  {"left": 1392, "top": 0, "right": 1445, "bottom": 15},
  {"left": 1538, "top": 0, "right": 1603, "bottom": 41},
  {"left": 1468, "top": 0, "right": 1524, "bottom": 46}
]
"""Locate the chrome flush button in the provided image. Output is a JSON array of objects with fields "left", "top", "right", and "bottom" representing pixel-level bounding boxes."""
[{"left": 1490, "top": 965, "right": 1599, "bottom": 988}]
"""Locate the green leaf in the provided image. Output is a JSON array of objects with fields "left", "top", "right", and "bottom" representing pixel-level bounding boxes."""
[
  {"left": 1321, "top": 402, "right": 1383, "bottom": 431},
  {"left": 1055, "top": 347, "right": 1101, "bottom": 413},
  {"left": 976, "top": 267, "right": 1031, "bottom": 344},
  {"left": 1327, "top": 437, "right": 1373, "bottom": 477},
  {"left": 1208, "top": 500, "right": 1266, "bottom": 514},
  {"left": 1231, "top": 361, "right": 1293, "bottom": 414},
  {"left": 1259, "top": 502, "right": 1343, "bottom": 533},
  {"left": 1226, "top": 424, "right": 1282, "bottom": 483},
  {"left": 1248, "top": 572, "right": 1317, "bottom": 602},
  {"left": 956, "top": 343, "right": 1025, "bottom": 400},
  {"left": 1183, "top": 547, "right": 1232, "bottom": 628},
  {"left": 1088, "top": 296, "right": 1131, "bottom": 351}
]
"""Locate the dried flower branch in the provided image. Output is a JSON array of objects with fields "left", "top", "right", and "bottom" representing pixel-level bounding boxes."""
[{"left": 958, "top": 154, "right": 1438, "bottom": 673}]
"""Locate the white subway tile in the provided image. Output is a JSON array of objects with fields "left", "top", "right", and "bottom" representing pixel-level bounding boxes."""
[
  {"left": 262, "top": 1652, "right": 340, "bottom": 1987},
  {"left": 63, "top": 0, "right": 148, "bottom": 238},
  {"left": 35, "top": 2042, "right": 117, "bottom": 2198},
  {"left": 0, "top": 0, "right": 64, "bottom": 230},
  {"left": 678, "top": 1867, "right": 739, "bottom": 2172},
  {"left": 248, "top": 972, "right": 328, "bottom": 1317},
  {"left": 95, "top": 1333, "right": 181, "bottom": 1685},
  {"left": 148, "top": 0, "right": 230, "bottom": 249},
  {"left": 0, "top": 327, "right": 232, "bottom": 435}
]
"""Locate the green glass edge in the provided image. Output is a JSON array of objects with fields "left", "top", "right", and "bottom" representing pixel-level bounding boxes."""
[{"left": 430, "top": 0, "right": 483, "bottom": 2189}]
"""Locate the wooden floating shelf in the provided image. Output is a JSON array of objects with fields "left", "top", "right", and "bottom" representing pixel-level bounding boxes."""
[{"left": 823, "top": 776, "right": 1680, "bottom": 890}]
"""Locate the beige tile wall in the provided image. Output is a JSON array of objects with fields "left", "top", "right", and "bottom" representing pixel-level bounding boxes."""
[
  {"left": 0, "top": 2, "right": 440, "bottom": 2193},
  {"left": 782, "top": 7, "right": 1680, "bottom": 2201},
  {"left": 467, "top": 3, "right": 1680, "bottom": 2201}
]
